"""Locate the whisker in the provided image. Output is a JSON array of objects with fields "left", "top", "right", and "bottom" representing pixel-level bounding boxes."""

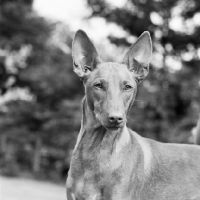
[
  {"left": 134, "top": 99, "right": 147, "bottom": 102},
  {"left": 127, "top": 115, "right": 135, "bottom": 122}
]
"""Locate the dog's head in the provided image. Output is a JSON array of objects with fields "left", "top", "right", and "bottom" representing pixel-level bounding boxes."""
[{"left": 72, "top": 30, "right": 152, "bottom": 130}]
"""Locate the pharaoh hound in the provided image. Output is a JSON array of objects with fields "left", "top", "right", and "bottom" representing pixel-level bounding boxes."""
[{"left": 66, "top": 30, "right": 200, "bottom": 200}]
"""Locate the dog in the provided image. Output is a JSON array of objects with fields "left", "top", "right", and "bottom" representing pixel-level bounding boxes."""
[{"left": 66, "top": 30, "right": 200, "bottom": 200}]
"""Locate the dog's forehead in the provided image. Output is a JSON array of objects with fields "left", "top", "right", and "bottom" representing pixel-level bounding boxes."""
[{"left": 92, "top": 62, "right": 132, "bottom": 81}]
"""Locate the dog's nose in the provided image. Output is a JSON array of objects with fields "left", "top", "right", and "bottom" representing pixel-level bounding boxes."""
[{"left": 108, "top": 114, "right": 123, "bottom": 124}]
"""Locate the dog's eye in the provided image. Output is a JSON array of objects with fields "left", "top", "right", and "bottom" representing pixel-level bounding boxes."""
[
  {"left": 83, "top": 65, "right": 91, "bottom": 73},
  {"left": 94, "top": 83, "right": 103, "bottom": 89},
  {"left": 125, "top": 85, "right": 132, "bottom": 91}
]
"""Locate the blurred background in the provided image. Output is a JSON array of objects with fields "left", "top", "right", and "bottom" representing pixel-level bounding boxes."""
[{"left": 0, "top": 0, "right": 200, "bottom": 199}]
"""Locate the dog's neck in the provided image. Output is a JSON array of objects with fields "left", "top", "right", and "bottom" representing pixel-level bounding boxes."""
[
  {"left": 70, "top": 96, "right": 152, "bottom": 193},
  {"left": 74, "top": 97, "right": 130, "bottom": 154}
]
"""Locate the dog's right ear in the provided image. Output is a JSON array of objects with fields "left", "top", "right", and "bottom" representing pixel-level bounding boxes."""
[{"left": 72, "top": 30, "right": 101, "bottom": 79}]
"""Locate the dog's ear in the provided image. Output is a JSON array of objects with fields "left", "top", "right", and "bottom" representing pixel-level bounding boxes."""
[
  {"left": 122, "top": 31, "right": 152, "bottom": 82},
  {"left": 72, "top": 30, "right": 101, "bottom": 79}
]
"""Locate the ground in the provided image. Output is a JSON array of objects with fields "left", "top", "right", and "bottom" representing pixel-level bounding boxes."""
[{"left": 0, "top": 176, "right": 66, "bottom": 200}]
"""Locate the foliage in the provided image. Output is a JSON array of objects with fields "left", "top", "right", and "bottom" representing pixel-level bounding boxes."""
[{"left": 0, "top": 0, "right": 83, "bottom": 181}]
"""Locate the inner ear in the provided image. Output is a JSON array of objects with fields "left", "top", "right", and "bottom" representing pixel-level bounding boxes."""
[
  {"left": 122, "top": 31, "right": 152, "bottom": 82},
  {"left": 130, "top": 59, "right": 149, "bottom": 82}
]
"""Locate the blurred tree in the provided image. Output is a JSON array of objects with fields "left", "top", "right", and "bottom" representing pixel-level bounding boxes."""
[
  {"left": 0, "top": 0, "right": 49, "bottom": 94},
  {"left": 87, "top": 0, "right": 200, "bottom": 143},
  {"left": 0, "top": 0, "right": 83, "bottom": 179}
]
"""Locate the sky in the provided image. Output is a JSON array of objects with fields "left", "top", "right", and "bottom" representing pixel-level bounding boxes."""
[
  {"left": 33, "top": 0, "right": 88, "bottom": 30},
  {"left": 33, "top": 0, "right": 127, "bottom": 42},
  {"left": 33, "top": 0, "right": 126, "bottom": 25},
  {"left": 33, "top": 0, "right": 200, "bottom": 38}
]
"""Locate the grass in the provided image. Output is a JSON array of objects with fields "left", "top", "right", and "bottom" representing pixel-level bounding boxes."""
[{"left": 0, "top": 176, "right": 66, "bottom": 200}]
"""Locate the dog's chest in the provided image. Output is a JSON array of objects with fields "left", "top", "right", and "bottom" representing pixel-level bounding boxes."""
[{"left": 67, "top": 142, "right": 134, "bottom": 200}]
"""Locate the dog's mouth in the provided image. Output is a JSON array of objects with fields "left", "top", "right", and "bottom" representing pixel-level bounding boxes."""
[
  {"left": 106, "top": 127, "right": 121, "bottom": 131},
  {"left": 103, "top": 123, "right": 125, "bottom": 131},
  {"left": 97, "top": 115, "right": 126, "bottom": 131}
]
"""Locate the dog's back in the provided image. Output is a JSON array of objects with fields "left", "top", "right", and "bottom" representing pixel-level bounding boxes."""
[{"left": 129, "top": 129, "right": 200, "bottom": 200}]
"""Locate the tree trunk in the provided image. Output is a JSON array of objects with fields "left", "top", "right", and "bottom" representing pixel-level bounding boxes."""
[
  {"left": 0, "top": 133, "right": 7, "bottom": 153},
  {"left": 33, "top": 133, "right": 42, "bottom": 173},
  {"left": 193, "top": 115, "right": 200, "bottom": 145}
]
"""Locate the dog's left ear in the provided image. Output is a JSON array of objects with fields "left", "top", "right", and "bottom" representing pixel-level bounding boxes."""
[
  {"left": 72, "top": 30, "right": 102, "bottom": 80},
  {"left": 123, "top": 31, "right": 152, "bottom": 82}
]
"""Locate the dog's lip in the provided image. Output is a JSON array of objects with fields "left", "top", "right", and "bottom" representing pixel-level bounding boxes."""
[
  {"left": 107, "top": 127, "right": 119, "bottom": 131},
  {"left": 104, "top": 124, "right": 124, "bottom": 131}
]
